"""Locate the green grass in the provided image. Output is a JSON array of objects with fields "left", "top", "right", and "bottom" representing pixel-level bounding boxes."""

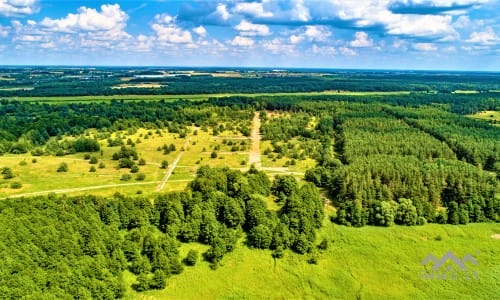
[
  {"left": 126, "top": 222, "right": 500, "bottom": 300},
  {"left": 6, "top": 91, "right": 413, "bottom": 103}
]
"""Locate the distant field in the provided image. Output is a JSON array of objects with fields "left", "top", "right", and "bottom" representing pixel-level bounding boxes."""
[
  {"left": 468, "top": 110, "right": 500, "bottom": 126},
  {"left": 6, "top": 90, "right": 412, "bottom": 103},
  {"left": 126, "top": 222, "right": 500, "bottom": 299}
]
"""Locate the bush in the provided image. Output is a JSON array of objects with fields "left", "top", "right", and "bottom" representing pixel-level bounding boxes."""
[
  {"left": 184, "top": 249, "right": 198, "bottom": 266},
  {"left": 10, "top": 181, "right": 22, "bottom": 189},
  {"left": 83, "top": 154, "right": 91, "bottom": 160},
  {"left": 1, "top": 167, "right": 14, "bottom": 179},
  {"left": 19, "top": 160, "right": 27, "bottom": 166},
  {"left": 98, "top": 162, "right": 106, "bottom": 169},
  {"left": 135, "top": 173, "right": 146, "bottom": 181},
  {"left": 160, "top": 160, "right": 168, "bottom": 169},
  {"left": 89, "top": 166, "right": 96, "bottom": 172},
  {"left": 120, "top": 174, "right": 132, "bottom": 181},
  {"left": 138, "top": 158, "right": 146, "bottom": 166},
  {"left": 130, "top": 165, "right": 139, "bottom": 173},
  {"left": 31, "top": 158, "right": 37, "bottom": 163},
  {"left": 89, "top": 156, "right": 98, "bottom": 164},
  {"left": 57, "top": 162, "right": 68, "bottom": 172},
  {"left": 211, "top": 151, "right": 218, "bottom": 158}
]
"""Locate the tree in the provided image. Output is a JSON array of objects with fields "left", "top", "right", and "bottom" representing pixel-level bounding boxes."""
[
  {"left": 160, "top": 160, "right": 168, "bottom": 169},
  {"left": 248, "top": 224, "right": 272, "bottom": 249},
  {"left": 395, "top": 198, "right": 418, "bottom": 226}
]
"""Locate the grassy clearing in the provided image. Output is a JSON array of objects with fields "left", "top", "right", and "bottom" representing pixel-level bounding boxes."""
[
  {"left": 6, "top": 91, "right": 413, "bottom": 103},
  {"left": 468, "top": 110, "right": 500, "bottom": 125},
  {"left": 126, "top": 222, "right": 500, "bottom": 300}
]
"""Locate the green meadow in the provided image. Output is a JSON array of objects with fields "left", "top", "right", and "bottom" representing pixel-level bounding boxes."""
[{"left": 128, "top": 222, "right": 499, "bottom": 300}]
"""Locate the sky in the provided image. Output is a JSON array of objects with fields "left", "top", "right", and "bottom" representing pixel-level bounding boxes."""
[{"left": 0, "top": 0, "right": 498, "bottom": 70}]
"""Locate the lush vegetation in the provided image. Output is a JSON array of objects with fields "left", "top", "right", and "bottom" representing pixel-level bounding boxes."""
[{"left": 0, "top": 68, "right": 499, "bottom": 298}]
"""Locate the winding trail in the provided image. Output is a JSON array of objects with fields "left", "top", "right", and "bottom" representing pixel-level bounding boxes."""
[
  {"left": 155, "top": 137, "right": 191, "bottom": 191},
  {"left": 1, "top": 181, "right": 161, "bottom": 199},
  {"left": 248, "top": 111, "right": 262, "bottom": 168}
]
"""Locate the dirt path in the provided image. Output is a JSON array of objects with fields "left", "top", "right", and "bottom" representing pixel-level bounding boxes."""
[
  {"left": 155, "top": 137, "right": 191, "bottom": 191},
  {"left": 249, "top": 112, "right": 262, "bottom": 168},
  {"left": 1, "top": 181, "right": 161, "bottom": 199}
]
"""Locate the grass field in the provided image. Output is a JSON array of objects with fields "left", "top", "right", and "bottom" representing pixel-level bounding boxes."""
[
  {"left": 6, "top": 91, "right": 412, "bottom": 103},
  {"left": 124, "top": 222, "right": 499, "bottom": 300},
  {"left": 468, "top": 110, "right": 500, "bottom": 126}
]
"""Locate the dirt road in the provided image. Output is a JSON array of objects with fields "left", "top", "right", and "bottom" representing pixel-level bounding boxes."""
[{"left": 248, "top": 112, "right": 262, "bottom": 168}]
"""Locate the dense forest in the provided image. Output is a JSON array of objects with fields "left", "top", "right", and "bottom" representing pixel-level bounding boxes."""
[{"left": 0, "top": 166, "right": 323, "bottom": 298}]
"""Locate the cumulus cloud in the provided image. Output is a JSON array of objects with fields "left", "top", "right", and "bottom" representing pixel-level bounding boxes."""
[
  {"left": 235, "top": 20, "right": 271, "bottom": 36},
  {"left": 152, "top": 23, "right": 193, "bottom": 44},
  {"left": 193, "top": 25, "right": 207, "bottom": 37},
  {"left": 233, "top": 1, "right": 273, "bottom": 18},
  {"left": 230, "top": 36, "right": 254, "bottom": 47},
  {"left": 290, "top": 25, "right": 332, "bottom": 44},
  {"left": 40, "top": 4, "right": 128, "bottom": 34},
  {"left": 466, "top": 27, "right": 499, "bottom": 45},
  {"left": 350, "top": 31, "right": 373, "bottom": 47},
  {"left": 413, "top": 42, "right": 437, "bottom": 51},
  {"left": 0, "top": 0, "right": 38, "bottom": 17}
]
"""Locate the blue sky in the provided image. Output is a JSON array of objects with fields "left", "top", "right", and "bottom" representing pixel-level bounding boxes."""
[{"left": 0, "top": 0, "right": 498, "bottom": 70}]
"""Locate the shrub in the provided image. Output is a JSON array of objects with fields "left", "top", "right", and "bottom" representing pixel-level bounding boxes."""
[
  {"left": 98, "top": 162, "right": 105, "bottom": 169},
  {"left": 130, "top": 165, "right": 139, "bottom": 173},
  {"left": 19, "top": 160, "right": 27, "bottom": 166},
  {"left": 89, "top": 156, "right": 98, "bottom": 164},
  {"left": 184, "top": 249, "right": 198, "bottom": 266},
  {"left": 57, "top": 162, "right": 68, "bottom": 172},
  {"left": 10, "top": 181, "right": 22, "bottom": 189},
  {"left": 160, "top": 160, "right": 168, "bottom": 169},
  {"left": 135, "top": 173, "right": 146, "bottom": 181},
  {"left": 83, "top": 154, "right": 91, "bottom": 160},
  {"left": 120, "top": 174, "right": 132, "bottom": 181},
  {"left": 89, "top": 166, "right": 96, "bottom": 172}
]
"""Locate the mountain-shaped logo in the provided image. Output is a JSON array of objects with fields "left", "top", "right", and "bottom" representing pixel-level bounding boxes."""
[{"left": 420, "top": 251, "right": 479, "bottom": 280}]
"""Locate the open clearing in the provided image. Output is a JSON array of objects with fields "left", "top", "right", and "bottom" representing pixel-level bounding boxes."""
[
  {"left": 125, "top": 222, "right": 500, "bottom": 300},
  {"left": 6, "top": 90, "right": 413, "bottom": 103}
]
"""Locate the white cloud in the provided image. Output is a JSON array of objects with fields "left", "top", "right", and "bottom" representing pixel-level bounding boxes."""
[
  {"left": 289, "top": 34, "right": 304, "bottom": 44},
  {"left": 215, "top": 3, "right": 231, "bottom": 21},
  {"left": 466, "top": 27, "right": 499, "bottom": 45},
  {"left": 261, "top": 38, "right": 296, "bottom": 54},
  {"left": 0, "top": 0, "right": 38, "bottom": 17},
  {"left": 387, "top": 14, "right": 457, "bottom": 39},
  {"left": 230, "top": 36, "right": 254, "bottom": 47},
  {"left": 291, "top": 0, "right": 310, "bottom": 22},
  {"left": 350, "top": 31, "right": 373, "bottom": 47},
  {"left": 193, "top": 26, "right": 207, "bottom": 37},
  {"left": 152, "top": 23, "right": 193, "bottom": 44},
  {"left": 233, "top": 2, "right": 273, "bottom": 18},
  {"left": 155, "top": 13, "right": 175, "bottom": 24},
  {"left": 413, "top": 42, "right": 437, "bottom": 51},
  {"left": 340, "top": 47, "right": 357, "bottom": 56},
  {"left": 311, "top": 44, "right": 337, "bottom": 55},
  {"left": 0, "top": 25, "right": 9, "bottom": 38},
  {"left": 40, "top": 4, "right": 128, "bottom": 35},
  {"left": 235, "top": 20, "right": 271, "bottom": 36}
]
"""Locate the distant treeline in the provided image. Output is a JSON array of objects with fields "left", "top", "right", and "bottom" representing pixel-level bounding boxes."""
[{"left": 1, "top": 72, "right": 499, "bottom": 97}]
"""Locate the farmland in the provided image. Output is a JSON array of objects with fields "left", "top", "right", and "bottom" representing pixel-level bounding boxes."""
[{"left": 0, "top": 68, "right": 499, "bottom": 299}]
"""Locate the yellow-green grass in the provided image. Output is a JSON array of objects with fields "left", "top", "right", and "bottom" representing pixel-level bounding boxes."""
[
  {"left": 452, "top": 90, "right": 480, "bottom": 94},
  {"left": 468, "top": 110, "right": 500, "bottom": 125},
  {"left": 126, "top": 222, "right": 500, "bottom": 300},
  {"left": 6, "top": 91, "right": 413, "bottom": 103}
]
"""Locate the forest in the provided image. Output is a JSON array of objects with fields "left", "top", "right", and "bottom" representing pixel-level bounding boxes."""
[{"left": 0, "top": 70, "right": 499, "bottom": 297}]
